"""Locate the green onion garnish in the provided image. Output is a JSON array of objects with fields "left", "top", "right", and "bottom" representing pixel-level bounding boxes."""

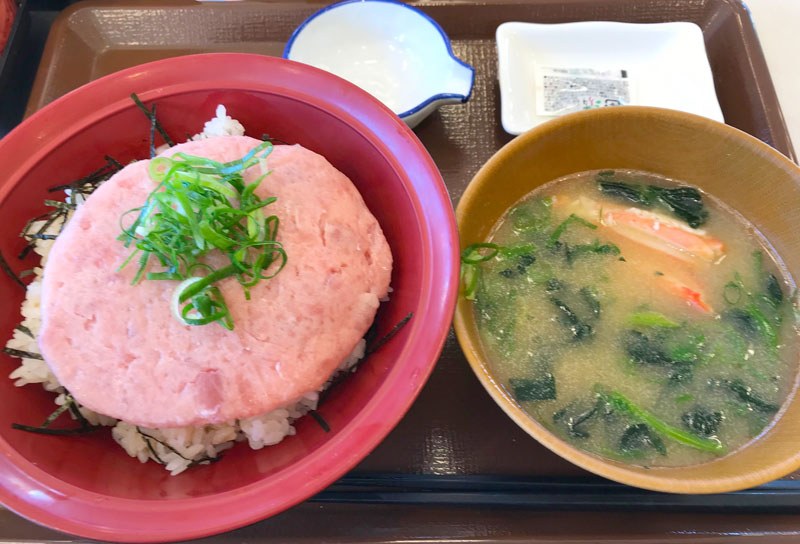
[{"left": 118, "top": 141, "right": 287, "bottom": 330}]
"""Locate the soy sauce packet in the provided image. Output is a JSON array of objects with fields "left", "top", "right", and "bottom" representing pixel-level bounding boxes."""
[{"left": 535, "top": 66, "right": 634, "bottom": 116}]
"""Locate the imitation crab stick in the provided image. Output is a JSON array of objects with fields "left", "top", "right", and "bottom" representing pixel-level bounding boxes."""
[
  {"left": 657, "top": 274, "right": 713, "bottom": 313},
  {"left": 554, "top": 196, "right": 725, "bottom": 264}
]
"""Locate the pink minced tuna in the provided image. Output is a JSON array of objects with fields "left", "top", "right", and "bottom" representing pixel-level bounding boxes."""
[{"left": 38, "top": 136, "right": 392, "bottom": 428}]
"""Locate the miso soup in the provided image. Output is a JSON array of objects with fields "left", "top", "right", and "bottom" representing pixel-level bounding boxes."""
[{"left": 462, "top": 170, "right": 798, "bottom": 467}]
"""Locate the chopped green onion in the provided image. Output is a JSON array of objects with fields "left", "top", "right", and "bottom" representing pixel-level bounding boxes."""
[
  {"left": 723, "top": 281, "right": 743, "bottom": 305},
  {"left": 547, "top": 213, "right": 597, "bottom": 248},
  {"left": 627, "top": 312, "right": 680, "bottom": 328},
  {"left": 461, "top": 243, "right": 500, "bottom": 264},
  {"left": 746, "top": 303, "right": 778, "bottom": 353},
  {"left": 461, "top": 264, "right": 479, "bottom": 300},
  {"left": 120, "top": 142, "right": 285, "bottom": 330}
]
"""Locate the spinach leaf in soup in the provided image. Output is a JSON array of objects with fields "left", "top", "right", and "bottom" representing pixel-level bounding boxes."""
[
  {"left": 550, "top": 297, "right": 594, "bottom": 341},
  {"left": 600, "top": 389, "right": 726, "bottom": 455},
  {"left": 627, "top": 312, "right": 680, "bottom": 328},
  {"left": 562, "top": 239, "right": 620, "bottom": 266},
  {"left": 546, "top": 281, "right": 600, "bottom": 342},
  {"left": 595, "top": 173, "right": 708, "bottom": 228},
  {"left": 619, "top": 423, "right": 667, "bottom": 457},
  {"left": 722, "top": 308, "right": 760, "bottom": 338},
  {"left": 717, "top": 379, "right": 781, "bottom": 413},
  {"left": 722, "top": 301, "right": 778, "bottom": 355},
  {"left": 766, "top": 274, "right": 784, "bottom": 305},
  {"left": 721, "top": 252, "right": 785, "bottom": 354},
  {"left": 553, "top": 397, "right": 603, "bottom": 439},
  {"left": 510, "top": 374, "right": 556, "bottom": 401},
  {"left": 496, "top": 244, "right": 537, "bottom": 278},
  {"left": 580, "top": 287, "right": 601, "bottom": 318},
  {"left": 650, "top": 186, "right": 708, "bottom": 229},
  {"left": 623, "top": 325, "right": 706, "bottom": 384},
  {"left": 753, "top": 250, "right": 784, "bottom": 308},
  {"left": 624, "top": 330, "right": 674, "bottom": 367},
  {"left": 682, "top": 408, "right": 723, "bottom": 437}
]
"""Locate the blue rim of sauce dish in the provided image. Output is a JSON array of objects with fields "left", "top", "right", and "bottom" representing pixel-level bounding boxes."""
[{"left": 283, "top": 0, "right": 475, "bottom": 120}]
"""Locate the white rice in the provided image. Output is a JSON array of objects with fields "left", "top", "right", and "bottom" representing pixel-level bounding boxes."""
[
  {"left": 193, "top": 104, "right": 245, "bottom": 140},
  {"left": 4, "top": 109, "right": 366, "bottom": 476}
]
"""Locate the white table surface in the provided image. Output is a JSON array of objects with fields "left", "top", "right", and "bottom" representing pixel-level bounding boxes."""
[{"left": 745, "top": 0, "right": 800, "bottom": 159}]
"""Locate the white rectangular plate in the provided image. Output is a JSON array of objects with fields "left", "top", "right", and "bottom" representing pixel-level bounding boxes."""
[{"left": 496, "top": 21, "right": 724, "bottom": 135}]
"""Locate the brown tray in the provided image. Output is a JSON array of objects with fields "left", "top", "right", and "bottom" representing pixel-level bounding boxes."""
[{"left": 6, "top": 0, "right": 800, "bottom": 541}]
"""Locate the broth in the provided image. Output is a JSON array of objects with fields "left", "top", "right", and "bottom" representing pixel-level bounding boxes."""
[{"left": 465, "top": 170, "right": 798, "bottom": 468}]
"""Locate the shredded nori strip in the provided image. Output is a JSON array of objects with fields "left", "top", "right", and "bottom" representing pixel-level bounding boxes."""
[
  {"left": 18, "top": 211, "right": 66, "bottom": 259},
  {"left": 11, "top": 393, "right": 102, "bottom": 435},
  {"left": 318, "top": 312, "right": 415, "bottom": 409},
  {"left": 309, "top": 410, "right": 331, "bottom": 433},
  {"left": 131, "top": 92, "right": 174, "bottom": 148},
  {"left": 15, "top": 324, "right": 34, "bottom": 338},
  {"left": 262, "top": 133, "right": 290, "bottom": 145},
  {"left": 11, "top": 423, "right": 102, "bottom": 436},
  {"left": 48, "top": 164, "right": 106, "bottom": 193},
  {"left": 142, "top": 433, "right": 166, "bottom": 465},
  {"left": 41, "top": 402, "right": 73, "bottom": 428},
  {"left": 105, "top": 155, "right": 123, "bottom": 170},
  {"left": 0, "top": 250, "right": 25, "bottom": 288},
  {"left": 136, "top": 427, "right": 220, "bottom": 468},
  {"left": 55, "top": 390, "right": 94, "bottom": 430},
  {"left": 44, "top": 199, "right": 76, "bottom": 211},
  {"left": 17, "top": 156, "right": 123, "bottom": 259},
  {"left": 48, "top": 156, "right": 122, "bottom": 197},
  {"left": 149, "top": 103, "right": 158, "bottom": 158},
  {"left": 365, "top": 312, "right": 414, "bottom": 356},
  {"left": 2, "top": 347, "right": 43, "bottom": 360},
  {"left": 19, "top": 211, "right": 53, "bottom": 237},
  {"left": 67, "top": 401, "right": 92, "bottom": 429},
  {"left": 50, "top": 162, "right": 109, "bottom": 193}
]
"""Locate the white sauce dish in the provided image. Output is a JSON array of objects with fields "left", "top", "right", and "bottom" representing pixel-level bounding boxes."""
[{"left": 284, "top": 0, "right": 474, "bottom": 128}]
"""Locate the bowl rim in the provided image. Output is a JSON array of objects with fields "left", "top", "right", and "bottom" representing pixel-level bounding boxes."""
[
  {"left": 282, "top": 0, "right": 475, "bottom": 119},
  {"left": 454, "top": 105, "right": 800, "bottom": 494},
  {"left": 0, "top": 53, "right": 459, "bottom": 542}
]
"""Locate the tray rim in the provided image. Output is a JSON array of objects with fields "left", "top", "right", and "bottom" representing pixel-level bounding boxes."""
[
  {"left": 6, "top": 0, "right": 800, "bottom": 517},
  {"left": 314, "top": 473, "right": 800, "bottom": 511}
]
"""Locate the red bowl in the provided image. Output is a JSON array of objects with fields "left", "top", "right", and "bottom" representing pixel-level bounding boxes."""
[{"left": 0, "top": 54, "right": 457, "bottom": 542}]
